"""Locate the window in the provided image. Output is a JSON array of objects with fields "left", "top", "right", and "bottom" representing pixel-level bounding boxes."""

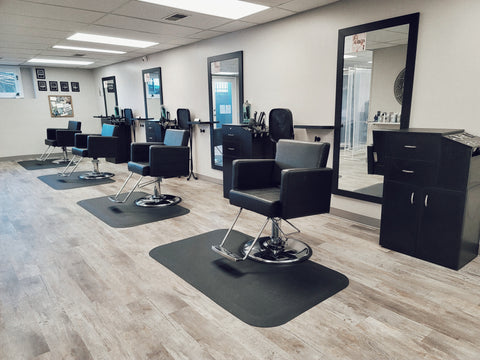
[{"left": 0, "top": 66, "right": 24, "bottom": 98}]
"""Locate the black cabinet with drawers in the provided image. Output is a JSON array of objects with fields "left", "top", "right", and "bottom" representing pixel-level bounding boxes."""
[
  {"left": 379, "top": 128, "right": 480, "bottom": 270},
  {"left": 145, "top": 120, "right": 166, "bottom": 142},
  {"left": 222, "top": 125, "right": 275, "bottom": 198}
]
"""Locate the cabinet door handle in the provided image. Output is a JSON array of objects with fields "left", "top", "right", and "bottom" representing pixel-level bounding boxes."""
[
  {"left": 410, "top": 192, "right": 415, "bottom": 205},
  {"left": 424, "top": 194, "right": 429, "bottom": 207},
  {"left": 227, "top": 147, "right": 235, "bottom": 151},
  {"left": 404, "top": 145, "right": 417, "bottom": 149},
  {"left": 402, "top": 169, "right": 415, "bottom": 174},
  {"left": 227, "top": 133, "right": 235, "bottom": 137}
]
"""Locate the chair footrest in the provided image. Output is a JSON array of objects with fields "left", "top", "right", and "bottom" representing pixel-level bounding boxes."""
[{"left": 211, "top": 245, "right": 244, "bottom": 262}]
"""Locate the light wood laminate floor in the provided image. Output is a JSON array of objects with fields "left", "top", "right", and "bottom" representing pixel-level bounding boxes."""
[{"left": 1, "top": 158, "right": 480, "bottom": 360}]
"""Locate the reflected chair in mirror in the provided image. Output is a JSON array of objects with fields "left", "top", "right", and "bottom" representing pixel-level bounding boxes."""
[
  {"left": 177, "top": 108, "right": 197, "bottom": 180},
  {"left": 269, "top": 108, "right": 294, "bottom": 143},
  {"left": 108, "top": 129, "right": 190, "bottom": 207},
  {"left": 38, "top": 120, "right": 82, "bottom": 163},
  {"left": 212, "top": 139, "right": 332, "bottom": 263},
  {"left": 367, "top": 130, "right": 386, "bottom": 175},
  {"left": 59, "top": 124, "right": 119, "bottom": 179}
]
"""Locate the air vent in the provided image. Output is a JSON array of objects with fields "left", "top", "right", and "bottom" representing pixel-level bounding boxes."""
[
  {"left": 164, "top": 13, "right": 188, "bottom": 21},
  {"left": 73, "top": 53, "right": 86, "bottom": 57}
]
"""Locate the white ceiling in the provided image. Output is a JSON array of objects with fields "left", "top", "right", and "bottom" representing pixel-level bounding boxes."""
[{"left": 0, "top": 0, "right": 340, "bottom": 69}]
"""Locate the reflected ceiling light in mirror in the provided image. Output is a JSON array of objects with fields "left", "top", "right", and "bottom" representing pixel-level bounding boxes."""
[
  {"left": 344, "top": 54, "right": 357, "bottom": 59},
  {"left": 138, "top": 0, "right": 269, "bottom": 20},
  {"left": 27, "top": 58, "right": 94, "bottom": 65},
  {"left": 53, "top": 45, "right": 126, "bottom": 54},
  {"left": 67, "top": 33, "right": 158, "bottom": 48}
]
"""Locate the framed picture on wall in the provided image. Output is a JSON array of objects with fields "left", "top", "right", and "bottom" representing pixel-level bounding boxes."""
[
  {"left": 35, "top": 68, "right": 45, "bottom": 79},
  {"left": 49, "top": 81, "right": 58, "bottom": 91},
  {"left": 71, "top": 82, "right": 80, "bottom": 92},
  {"left": 49, "top": 95, "right": 74, "bottom": 117},
  {"left": 60, "top": 81, "right": 69, "bottom": 92},
  {"left": 37, "top": 80, "right": 47, "bottom": 91}
]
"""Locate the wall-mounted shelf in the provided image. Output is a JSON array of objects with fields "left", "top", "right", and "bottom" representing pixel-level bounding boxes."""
[{"left": 294, "top": 125, "right": 334, "bottom": 129}]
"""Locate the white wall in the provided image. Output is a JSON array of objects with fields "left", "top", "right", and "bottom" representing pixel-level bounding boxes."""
[{"left": 0, "top": 67, "right": 101, "bottom": 158}]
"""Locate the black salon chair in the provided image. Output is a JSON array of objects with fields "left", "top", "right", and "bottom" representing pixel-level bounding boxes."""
[
  {"left": 212, "top": 139, "right": 332, "bottom": 263},
  {"left": 109, "top": 129, "right": 190, "bottom": 207},
  {"left": 39, "top": 120, "right": 81, "bottom": 163},
  {"left": 59, "top": 124, "right": 119, "bottom": 179},
  {"left": 269, "top": 108, "right": 294, "bottom": 143},
  {"left": 367, "top": 130, "right": 385, "bottom": 175}
]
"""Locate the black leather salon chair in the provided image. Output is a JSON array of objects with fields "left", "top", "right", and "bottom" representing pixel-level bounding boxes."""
[
  {"left": 367, "top": 130, "right": 385, "bottom": 175},
  {"left": 212, "top": 139, "right": 332, "bottom": 264},
  {"left": 269, "top": 108, "right": 294, "bottom": 143},
  {"left": 109, "top": 129, "right": 190, "bottom": 207},
  {"left": 39, "top": 120, "right": 81, "bottom": 163},
  {"left": 59, "top": 123, "right": 119, "bottom": 179}
]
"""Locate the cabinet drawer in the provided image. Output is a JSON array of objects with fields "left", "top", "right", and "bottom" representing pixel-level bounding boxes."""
[
  {"left": 386, "top": 158, "right": 437, "bottom": 186},
  {"left": 387, "top": 133, "right": 439, "bottom": 161},
  {"left": 223, "top": 139, "right": 242, "bottom": 157}
]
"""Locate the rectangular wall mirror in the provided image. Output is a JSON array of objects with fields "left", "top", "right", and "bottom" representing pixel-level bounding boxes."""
[
  {"left": 102, "top": 76, "right": 118, "bottom": 117},
  {"left": 208, "top": 51, "right": 243, "bottom": 170},
  {"left": 332, "top": 13, "right": 419, "bottom": 203},
  {"left": 142, "top": 67, "right": 163, "bottom": 119}
]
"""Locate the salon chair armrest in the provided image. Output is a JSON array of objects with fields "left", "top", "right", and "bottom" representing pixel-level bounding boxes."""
[
  {"left": 232, "top": 159, "right": 276, "bottom": 190},
  {"left": 74, "top": 133, "right": 99, "bottom": 149},
  {"left": 87, "top": 135, "right": 119, "bottom": 158},
  {"left": 56, "top": 129, "right": 81, "bottom": 146},
  {"left": 149, "top": 145, "right": 189, "bottom": 178},
  {"left": 280, "top": 167, "right": 332, "bottom": 219},
  {"left": 46, "top": 127, "right": 63, "bottom": 140},
  {"left": 130, "top": 142, "right": 164, "bottom": 163}
]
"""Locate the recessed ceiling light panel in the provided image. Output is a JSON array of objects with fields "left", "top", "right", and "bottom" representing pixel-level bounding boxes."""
[
  {"left": 53, "top": 45, "right": 126, "bottom": 54},
  {"left": 27, "top": 58, "right": 94, "bottom": 65},
  {"left": 67, "top": 33, "right": 158, "bottom": 48},
  {"left": 138, "top": 0, "right": 269, "bottom": 20}
]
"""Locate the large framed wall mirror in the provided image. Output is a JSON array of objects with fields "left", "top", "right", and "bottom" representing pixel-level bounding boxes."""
[
  {"left": 332, "top": 13, "right": 419, "bottom": 203},
  {"left": 102, "top": 76, "right": 118, "bottom": 117},
  {"left": 142, "top": 67, "right": 163, "bottom": 118},
  {"left": 208, "top": 51, "right": 244, "bottom": 170}
]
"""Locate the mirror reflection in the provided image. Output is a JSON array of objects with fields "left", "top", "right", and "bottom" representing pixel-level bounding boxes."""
[
  {"left": 208, "top": 51, "right": 243, "bottom": 170},
  {"left": 333, "top": 13, "right": 419, "bottom": 203},
  {"left": 142, "top": 67, "right": 163, "bottom": 118},
  {"left": 102, "top": 76, "right": 118, "bottom": 117}
]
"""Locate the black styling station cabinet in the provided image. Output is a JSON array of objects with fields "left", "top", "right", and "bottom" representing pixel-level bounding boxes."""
[
  {"left": 379, "top": 128, "right": 480, "bottom": 270},
  {"left": 222, "top": 125, "right": 275, "bottom": 198}
]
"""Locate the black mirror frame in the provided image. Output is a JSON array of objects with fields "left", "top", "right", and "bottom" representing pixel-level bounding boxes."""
[
  {"left": 102, "top": 76, "right": 118, "bottom": 117},
  {"left": 142, "top": 67, "right": 163, "bottom": 119},
  {"left": 332, "top": 13, "right": 420, "bottom": 204},
  {"left": 207, "top": 50, "right": 244, "bottom": 171}
]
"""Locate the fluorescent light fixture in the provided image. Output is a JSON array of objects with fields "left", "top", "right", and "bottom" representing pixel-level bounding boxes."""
[
  {"left": 27, "top": 58, "right": 94, "bottom": 65},
  {"left": 344, "top": 54, "right": 357, "bottom": 59},
  {"left": 53, "top": 45, "right": 126, "bottom": 54},
  {"left": 67, "top": 33, "right": 158, "bottom": 48},
  {"left": 138, "top": 0, "right": 269, "bottom": 20}
]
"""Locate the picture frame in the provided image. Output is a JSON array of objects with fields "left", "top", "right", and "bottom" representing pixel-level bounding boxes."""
[
  {"left": 71, "top": 82, "right": 80, "bottom": 92},
  {"left": 60, "top": 81, "right": 69, "bottom": 92},
  {"left": 35, "top": 68, "right": 45, "bottom": 79},
  {"left": 49, "top": 81, "right": 58, "bottom": 91},
  {"left": 49, "top": 95, "right": 74, "bottom": 117},
  {"left": 37, "top": 80, "right": 47, "bottom": 91}
]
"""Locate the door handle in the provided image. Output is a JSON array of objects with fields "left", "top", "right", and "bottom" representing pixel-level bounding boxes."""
[
  {"left": 404, "top": 145, "right": 417, "bottom": 149},
  {"left": 424, "top": 194, "right": 429, "bottom": 207},
  {"left": 410, "top": 192, "right": 415, "bottom": 205},
  {"left": 402, "top": 169, "right": 415, "bottom": 174}
]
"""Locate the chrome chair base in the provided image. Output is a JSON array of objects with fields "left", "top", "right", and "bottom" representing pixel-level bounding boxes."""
[
  {"left": 241, "top": 237, "right": 311, "bottom": 264},
  {"left": 78, "top": 172, "right": 114, "bottom": 180},
  {"left": 135, "top": 194, "right": 181, "bottom": 207}
]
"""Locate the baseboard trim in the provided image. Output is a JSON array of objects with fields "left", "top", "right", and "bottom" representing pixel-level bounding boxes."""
[{"left": 330, "top": 207, "right": 380, "bottom": 228}]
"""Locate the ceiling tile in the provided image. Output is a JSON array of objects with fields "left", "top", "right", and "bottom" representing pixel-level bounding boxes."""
[
  {"left": 188, "top": 30, "right": 224, "bottom": 40},
  {"left": 212, "top": 21, "right": 257, "bottom": 33},
  {"left": 241, "top": 7, "right": 294, "bottom": 23},
  {"left": 21, "top": 0, "right": 130, "bottom": 13},
  {"left": 279, "top": 0, "right": 339, "bottom": 12}
]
